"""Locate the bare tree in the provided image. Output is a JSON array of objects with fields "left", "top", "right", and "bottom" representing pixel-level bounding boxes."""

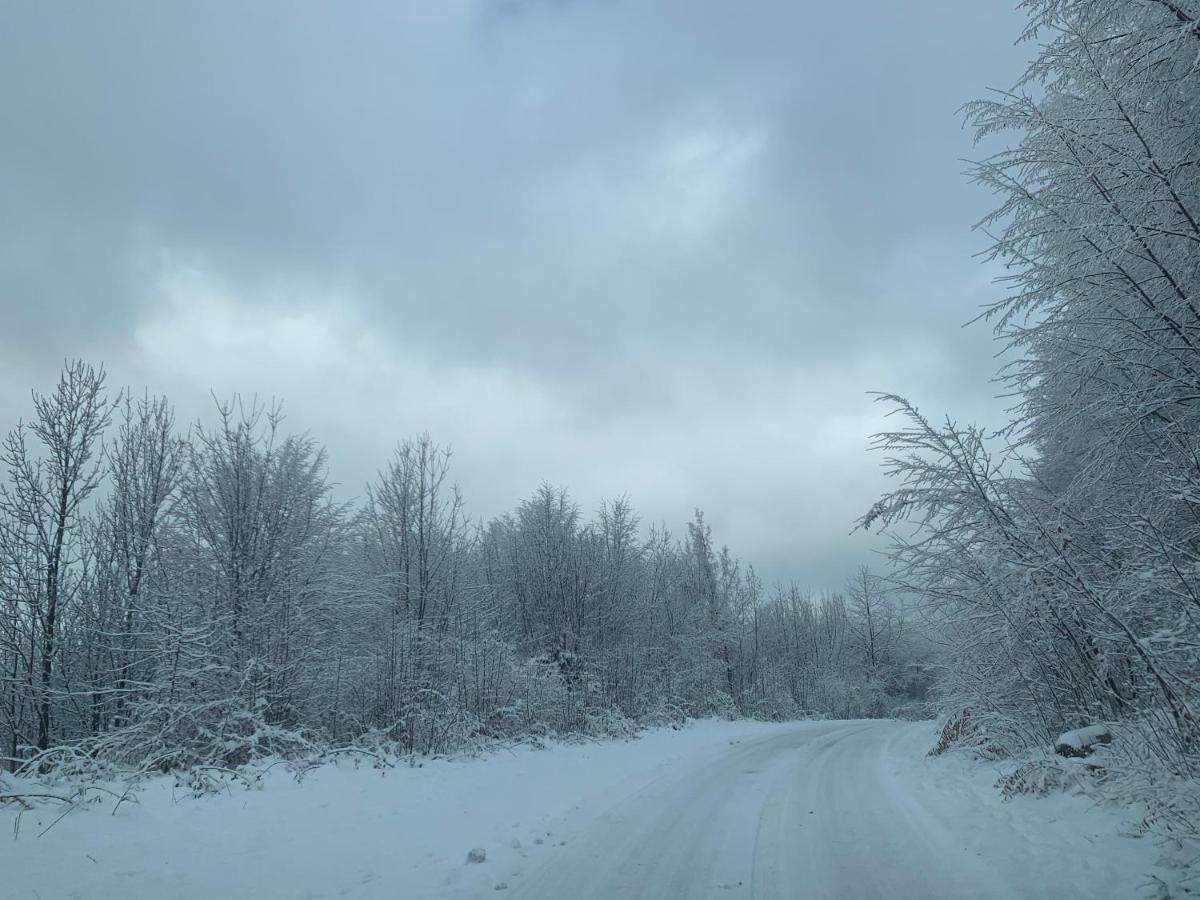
[
  {"left": 846, "top": 567, "right": 896, "bottom": 683},
  {"left": 0, "top": 361, "right": 111, "bottom": 757},
  {"left": 96, "top": 392, "right": 185, "bottom": 729}
]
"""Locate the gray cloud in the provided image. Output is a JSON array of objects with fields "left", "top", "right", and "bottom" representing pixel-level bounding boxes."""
[{"left": 0, "top": 0, "right": 1032, "bottom": 587}]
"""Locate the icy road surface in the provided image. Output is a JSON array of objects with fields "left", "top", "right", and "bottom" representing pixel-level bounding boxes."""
[
  {"left": 3, "top": 720, "right": 1156, "bottom": 899},
  {"left": 515, "top": 720, "right": 1041, "bottom": 899}
]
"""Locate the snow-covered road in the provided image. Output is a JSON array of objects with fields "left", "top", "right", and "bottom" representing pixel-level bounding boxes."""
[
  {"left": 3, "top": 719, "right": 1157, "bottom": 899},
  {"left": 516, "top": 720, "right": 1014, "bottom": 899}
]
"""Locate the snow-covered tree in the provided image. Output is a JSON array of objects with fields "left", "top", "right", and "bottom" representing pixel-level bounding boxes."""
[{"left": 0, "top": 361, "right": 111, "bottom": 761}]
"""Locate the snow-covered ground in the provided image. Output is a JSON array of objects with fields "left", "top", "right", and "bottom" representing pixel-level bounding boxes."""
[{"left": 2, "top": 720, "right": 1161, "bottom": 899}]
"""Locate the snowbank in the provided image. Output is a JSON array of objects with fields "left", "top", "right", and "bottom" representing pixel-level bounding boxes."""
[{"left": 885, "top": 723, "right": 1162, "bottom": 897}]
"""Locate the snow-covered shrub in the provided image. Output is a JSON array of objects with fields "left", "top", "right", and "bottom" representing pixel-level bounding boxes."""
[
  {"left": 96, "top": 696, "right": 318, "bottom": 771},
  {"left": 582, "top": 705, "right": 638, "bottom": 739},
  {"left": 996, "top": 759, "right": 1084, "bottom": 800},
  {"left": 749, "top": 695, "right": 800, "bottom": 722},
  {"left": 890, "top": 701, "right": 935, "bottom": 722},
  {"left": 710, "top": 691, "right": 740, "bottom": 721},
  {"left": 1103, "top": 727, "right": 1200, "bottom": 872},
  {"left": 928, "top": 709, "right": 1009, "bottom": 760},
  {"left": 402, "top": 690, "right": 481, "bottom": 757},
  {"left": 639, "top": 697, "right": 689, "bottom": 729}
]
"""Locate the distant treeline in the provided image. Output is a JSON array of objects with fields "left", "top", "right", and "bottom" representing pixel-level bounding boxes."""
[{"left": 0, "top": 365, "right": 925, "bottom": 772}]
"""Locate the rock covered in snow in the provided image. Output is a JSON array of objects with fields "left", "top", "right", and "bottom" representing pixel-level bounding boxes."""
[
  {"left": 466, "top": 847, "right": 487, "bottom": 864},
  {"left": 1054, "top": 725, "right": 1112, "bottom": 758}
]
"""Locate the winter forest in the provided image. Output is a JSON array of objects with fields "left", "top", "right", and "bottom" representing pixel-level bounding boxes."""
[
  {"left": 0, "top": 362, "right": 926, "bottom": 772},
  {"left": 3, "top": 0, "right": 1200, "bottom": 896},
  {"left": 0, "top": 370, "right": 920, "bottom": 770}
]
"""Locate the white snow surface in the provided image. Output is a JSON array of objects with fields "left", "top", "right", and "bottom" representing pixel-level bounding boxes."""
[{"left": 2, "top": 720, "right": 1160, "bottom": 899}]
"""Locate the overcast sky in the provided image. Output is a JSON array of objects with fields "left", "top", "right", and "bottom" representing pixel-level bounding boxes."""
[{"left": 0, "top": 1, "right": 1033, "bottom": 588}]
